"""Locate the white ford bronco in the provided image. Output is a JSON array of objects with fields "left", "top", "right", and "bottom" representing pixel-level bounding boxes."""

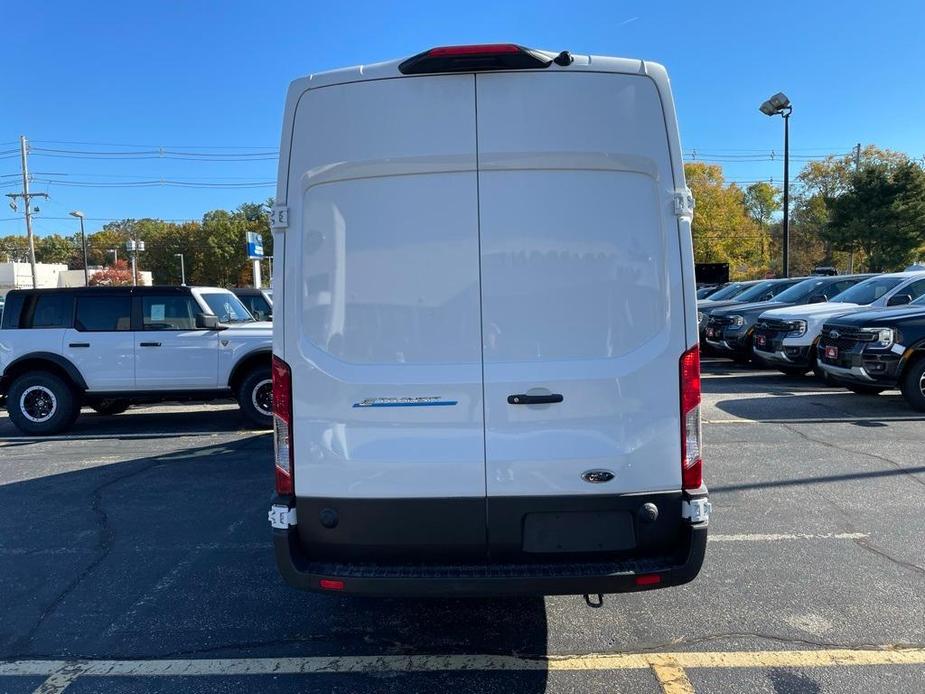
[{"left": 0, "top": 286, "right": 273, "bottom": 435}]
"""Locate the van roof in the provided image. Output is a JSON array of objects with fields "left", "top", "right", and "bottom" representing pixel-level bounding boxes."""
[{"left": 287, "top": 46, "right": 664, "bottom": 93}]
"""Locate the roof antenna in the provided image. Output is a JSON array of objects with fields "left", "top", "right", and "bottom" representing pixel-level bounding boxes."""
[{"left": 553, "top": 50, "right": 573, "bottom": 66}]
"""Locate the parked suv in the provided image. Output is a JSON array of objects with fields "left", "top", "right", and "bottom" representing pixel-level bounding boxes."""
[
  {"left": 232, "top": 287, "right": 273, "bottom": 321},
  {"left": 696, "top": 280, "right": 761, "bottom": 343},
  {"left": 707, "top": 274, "right": 868, "bottom": 368},
  {"left": 754, "top": 272, "right": 925, "bottom": 377},
  {"left": 0, "top": 286, "right": 272, "bottom": 435},
  {"left": 703, "top": 276, "right": 809, "bottom": 361},
  {"left": 817, "top": 295, "right": 925, "bottom": 408}
]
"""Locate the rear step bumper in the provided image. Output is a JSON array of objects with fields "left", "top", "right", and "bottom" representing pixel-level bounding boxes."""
[{"left": 272, "top": 518, "right": 708, "bottom": 597}]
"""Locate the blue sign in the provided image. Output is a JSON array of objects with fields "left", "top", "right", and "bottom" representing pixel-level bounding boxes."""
[{"left": 246, "top": 231, "right": 264, "bottom": 259}]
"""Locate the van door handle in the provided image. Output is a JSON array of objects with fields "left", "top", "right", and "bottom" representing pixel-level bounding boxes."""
[
  {"left": 69, "top": 342, "right": 90, "bottom": 348},
  {"left": 139, "top": 342, "right": 162, "bottom": 347},
  {"left": 507, "top": 393, "right": 564, "bottom": 405}
]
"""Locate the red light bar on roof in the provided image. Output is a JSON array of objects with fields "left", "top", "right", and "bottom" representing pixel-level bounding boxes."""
[
  {"left": 399, "top": 44, "right": 552, "bottom": 75},
  {"left": 428, "top": 44, "right": 521, "bottom": 57}
]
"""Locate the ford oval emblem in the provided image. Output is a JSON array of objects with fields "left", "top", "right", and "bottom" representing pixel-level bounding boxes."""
[
  {"left": 829, "top": 330, "right": 840, "bottom": 339},
  {"left": 581, "top": 470, "right": 615, "bottom": 484}
]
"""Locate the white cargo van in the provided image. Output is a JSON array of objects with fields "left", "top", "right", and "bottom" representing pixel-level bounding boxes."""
[{"left": 268, "top": 44, "right": 709, "bottom": 596}]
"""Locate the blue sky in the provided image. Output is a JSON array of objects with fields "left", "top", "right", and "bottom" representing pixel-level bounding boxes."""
[{"left": 3, "top": 0, "right": 924, "bottom": 238}]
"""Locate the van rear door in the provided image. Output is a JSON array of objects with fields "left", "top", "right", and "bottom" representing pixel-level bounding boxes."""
[
  {"left": 475, "top": 72, "right": 687, "bottom": 551},
  {"left": 285, "top": 75, "right": 487, "bottom": 559}
]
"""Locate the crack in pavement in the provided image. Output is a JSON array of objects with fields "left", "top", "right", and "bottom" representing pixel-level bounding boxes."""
[
  {"left": 853, "top": 537, "right": 925, "bottom": 576},
  {"left": 780, "top": 422, "right": 925, "bottom": 490},
  {"left": 11, "top": 459, "right": 161, "bottom": 653}
]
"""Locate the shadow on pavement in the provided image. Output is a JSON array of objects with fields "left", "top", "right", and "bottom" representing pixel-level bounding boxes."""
[
  {"left": 0, "top": 405, "right": 262, "bottom": 439},
  {"left": 713, "top": 391, "right": 919, "bottom": 423},
  {"left": 0, "top": 436, "right": 550, "bottom": 691}
]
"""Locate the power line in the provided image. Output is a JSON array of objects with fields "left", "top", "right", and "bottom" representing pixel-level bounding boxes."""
[{"left": 28, "top": 177, "right": 275, "bottom": 189}]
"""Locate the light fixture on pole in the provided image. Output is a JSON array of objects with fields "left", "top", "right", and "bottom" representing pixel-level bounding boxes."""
[
  {"left": 759, "top": 92, "right": 792, "bottom": 277},
  {"left": 69, "top": 210, "right": 90, "bottom": 286},
  {"left": 126, "top": 239, "right": 145, "bottom": 286},
  {"left": 174, "top": 253, "right": 186, "bottom": 285}
]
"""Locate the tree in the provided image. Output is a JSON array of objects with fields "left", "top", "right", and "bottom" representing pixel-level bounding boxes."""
[
  {"left": 686, "top": 163, "right": 772, "bottom": 278},
  {"left": 743, "top": 182, "right": 780, "bottom": 226},
  {"left": 89, "top": 259, "right": 139, "bottom": 286},
  {"left": 34, "top": 234, "right": 79, "bottom": 265},
  {"left": 201, "top": 209, "right": 249, "bottom": 286},
  {"left": 825, "top": 160, "right": 925, "bottom": 271}
]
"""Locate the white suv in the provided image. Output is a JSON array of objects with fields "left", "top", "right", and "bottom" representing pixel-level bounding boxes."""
[{"left": 0, "top": 286, "right": 273, "bottom": 435}]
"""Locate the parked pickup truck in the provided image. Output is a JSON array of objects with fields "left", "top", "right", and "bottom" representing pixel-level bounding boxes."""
[
  {"left": 817, "top": 295, "right": 925, "bottom": 409},
  {"left": 0, "top": 286, "right": 272, "bottom": 435}
]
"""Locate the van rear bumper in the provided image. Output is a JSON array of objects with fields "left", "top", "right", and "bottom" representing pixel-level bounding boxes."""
[{"left": 271, "top": 502, "right": 708, "bottom": 597}]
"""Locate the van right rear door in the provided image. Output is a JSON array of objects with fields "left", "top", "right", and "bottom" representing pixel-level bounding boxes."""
[{"left": 474, "top": 71, "right": 688, "bottom": 552}]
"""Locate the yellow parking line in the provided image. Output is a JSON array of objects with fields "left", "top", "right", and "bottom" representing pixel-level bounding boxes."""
[
  {"left": 648, "top": 655, "right": 695, "bottom": 693},
  {"left": 5, "top": 648, "right": 925, "bottom": 694}
]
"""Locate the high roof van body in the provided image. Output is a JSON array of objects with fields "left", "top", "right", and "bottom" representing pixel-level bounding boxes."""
[{"left": 268, "top": 45, "right": 709, "bottom": 596}]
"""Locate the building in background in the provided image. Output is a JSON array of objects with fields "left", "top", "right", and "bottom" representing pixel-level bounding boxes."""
[{"left": 0, "top": 262, "right": 152, "bottom": 297}]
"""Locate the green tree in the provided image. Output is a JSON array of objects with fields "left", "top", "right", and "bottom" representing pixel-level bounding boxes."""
[
  {"left": 201, "top": 209, "right": 249, "bottom": 286},
  {"left": 0, "top": 235, "right": 31, "bottom": 262},
  {"left": 35, "top": 234, "right": 80, "bottom": 265},
  {"left": 743, "top": 182, "right": 780, "bottom": 226},
  {"left": 825, "top": 160, "right": 925, "bottom": 271}
]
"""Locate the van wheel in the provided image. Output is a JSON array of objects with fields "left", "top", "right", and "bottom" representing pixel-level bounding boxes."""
[
  {"left": 237, "top": 367, "right": 273, "bottom": 429},
  {"left": 899, "top": 356, "right": 925, "bottom": 412},
  {"left": 846, "top": 384, "right": 885, "bottom": 396},
  {"left": 90, "top": 399, "right": 130, "bottom": 416},
  {"left": 7, "top": 371, "right": 80, "bottom": 435}
]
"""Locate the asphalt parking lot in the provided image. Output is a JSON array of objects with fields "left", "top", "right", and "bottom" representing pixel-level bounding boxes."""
[{"left": 1, "top": 361, "right": 923, "bottom": 693}]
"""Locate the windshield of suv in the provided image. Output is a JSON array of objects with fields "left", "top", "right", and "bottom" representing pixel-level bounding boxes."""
[
  {"left": 200, "top": 291, "right": 255, "bottom": 323},
  {"left": 828, "top": 277, "right": 903, "bottom": 305},
  {"left": 773, "top": 278, "right": 829, "bottom": 304},
  {"left": 733, "top": 280, "right": 786, "bottom": 303},
  {"left": 704, "top": 282, "right": 747, "bottom": 301}
]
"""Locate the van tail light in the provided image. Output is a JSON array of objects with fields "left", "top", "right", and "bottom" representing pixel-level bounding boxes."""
[
  {"left": 679, "top": 345, "right": 703, "bottom": 490},
  {"left": 399, "top": 44, "right": 552, "bottom": 75},
  {"left": 272, "top": 355, "right": 294, "bottom": 495}
]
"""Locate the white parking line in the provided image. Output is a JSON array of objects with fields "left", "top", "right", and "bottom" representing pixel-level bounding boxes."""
[
  {"left": 0, "top": 430, "right": 270, "bottom": 443},
  {"left": 709, "top": 532, "right": 868, "bottom": 543}
]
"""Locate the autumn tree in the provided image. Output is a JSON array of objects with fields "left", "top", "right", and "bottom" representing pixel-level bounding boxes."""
[
  {"left": 89, "top": 259, "right": 139, "bottom": 286},
  {"left": 686, "top": 163, "right": 772, "bottom": 278}
]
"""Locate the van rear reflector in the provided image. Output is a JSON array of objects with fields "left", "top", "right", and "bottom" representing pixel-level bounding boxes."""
[{"left": 399, "top": 44, "right": 552, "bottom": 75}]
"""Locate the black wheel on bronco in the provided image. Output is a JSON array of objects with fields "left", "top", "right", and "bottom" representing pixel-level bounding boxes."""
[
  {"left": 846, "top": 384, "right": 886, "bottom": 396},
  {"left": 237, "top": 366, "right": 273, "bottom": 428},
  {"left": 7, "top": 371, "right": 80, "bottom": 435},
  {"left": 90, "top": 399, "right": 130, "bottom": 416},
  {"left": 899, "top": 355, "right": 925, "bottom": 412}
]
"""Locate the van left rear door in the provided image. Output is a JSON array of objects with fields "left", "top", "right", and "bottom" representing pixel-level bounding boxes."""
[{"left": 285, "top": 74, "right": 487, "bottom": 560}]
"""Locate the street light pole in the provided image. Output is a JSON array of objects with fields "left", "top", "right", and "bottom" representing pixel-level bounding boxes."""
[
  {"left": 760, "top": 92, "right": 793, "bottom": 278},
  {"left": 69, "top": 210, "right": 89, "bottom": 286},
  {"left": 782, "top": 107, "right": 791, "bottom": 279},
  {"left": 175, "top": 253, "right": 186, "bottom": 285}
]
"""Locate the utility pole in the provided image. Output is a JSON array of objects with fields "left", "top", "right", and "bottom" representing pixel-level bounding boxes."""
[
  {"left": 4, "top": 136, "right": 47, "bottom": 288},
  {"left": 849, "top": 143, "right": 861, "bottom": 273}
]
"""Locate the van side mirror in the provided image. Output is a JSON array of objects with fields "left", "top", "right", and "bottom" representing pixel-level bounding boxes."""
[
  {"left": 887, "top": 294, "right": 912, "bottom": 306},
  {"left": 196, "top": 313, "right": 223, "bottom": 330},
  {"left": 808, "top": 294, "right": 827, "bottom": 304}
]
